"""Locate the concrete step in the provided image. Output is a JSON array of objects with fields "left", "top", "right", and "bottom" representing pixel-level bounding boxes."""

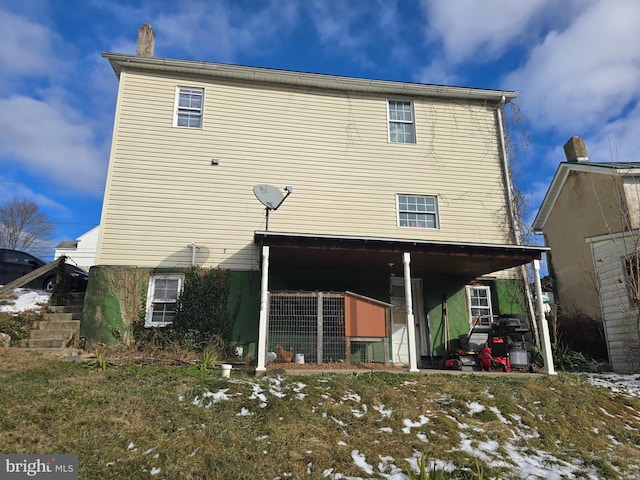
[
  {"left": 17, "top": 347, "right": 87, "bottom": 357},
  {"left": 49, "top": 293, "right": 85, "bottom": 308},
  {"left": 32, "top": 320, "right": 80, "bottom": 331},
  {"left": 28, "top": 329, "right": 76, "bottom": 340},
  {"left": 48, "top": 305, "right": 83, "bottom": 315},
  {"left": 68, "top": 292, "right": 86, "bottom": 305},
  {"left": 18, "top": 338, "right": 69, "bottom": 349},
  {"left": 14, "top": 292, "right": 85, "bottom": 353},
  {"left": 39, "top": 312, "right": 75, "bottom": 322}
]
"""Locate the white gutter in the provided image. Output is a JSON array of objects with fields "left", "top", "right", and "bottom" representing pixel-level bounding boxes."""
[
  {"left": 102, "top": 53, "right": 517, "bottom": 103},
  {"left": 496, "top": 97, "right": 541, "bottom": 346}
]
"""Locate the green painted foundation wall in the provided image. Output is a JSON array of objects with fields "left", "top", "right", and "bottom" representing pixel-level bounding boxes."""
[
  {"left": 492, "top": 278, "right": 527, "bottom": 316},
  {"left": 228, "top": 271, "right": 261, "bottom": 345},
  {"left": 81, "top": 267, "right": 260, "bottom": 347},
  {"left": 82, "top": 265, "right": 527, "bottom": 360},
  {"left": 422, "top": 277, "right": 527, "bottom": 356}
]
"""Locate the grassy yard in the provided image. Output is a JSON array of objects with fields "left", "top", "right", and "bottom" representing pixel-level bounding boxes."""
[{"left": 1, "top": 348, "right": 639, "bottom": 479}]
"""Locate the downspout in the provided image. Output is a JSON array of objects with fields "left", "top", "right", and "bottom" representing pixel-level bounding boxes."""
[{"left": 496, "top": 96, "right": 541, "bottom": 346}]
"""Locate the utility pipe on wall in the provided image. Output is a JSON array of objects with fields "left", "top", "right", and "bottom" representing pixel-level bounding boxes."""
[{"left": 190, "top": 242, "right": 198, "bottom": 267}]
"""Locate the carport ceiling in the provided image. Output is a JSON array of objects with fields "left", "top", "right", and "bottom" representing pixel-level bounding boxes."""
[{"left": 254, "top": 231, "right": 548, "bottom": 279}]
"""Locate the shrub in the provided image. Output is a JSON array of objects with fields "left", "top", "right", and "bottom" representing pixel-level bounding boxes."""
[
  {"left": 0, "top": 311, "right": 43, "bottom": 342},
  {"left": 131, "top": 267, "right": 233, "bottom": 358},
  {"left": 552, "top": 342, "right": 600, "bottom": 373},
  {"left": 556, "top": 313, "right": 608, "bottom": 361},
  {"left": 173, "top": 267, "right": 233, "bottom": 355}
]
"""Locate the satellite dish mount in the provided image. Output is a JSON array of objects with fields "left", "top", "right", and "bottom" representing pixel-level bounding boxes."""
[{"left": 253, "top": 184, "right": 293, "bottom": 230}]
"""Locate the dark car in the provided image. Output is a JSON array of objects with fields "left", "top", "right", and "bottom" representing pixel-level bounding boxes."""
[{"left": 0, "top": 248, "right": 88, "bottom": 292}]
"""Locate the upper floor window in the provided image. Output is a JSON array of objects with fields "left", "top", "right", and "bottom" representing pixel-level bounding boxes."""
[
  {"left": 387, "top": 100, "right": 415, "bottom": 143},
  {"left": 174, "top": 87, "right": 203, "bottom": 128},
  {"left": 397, "top": 194, "right": 438, "bottom": 229},
  {"left": 145, "top": 274, "right": 184, "bottom": 327}
]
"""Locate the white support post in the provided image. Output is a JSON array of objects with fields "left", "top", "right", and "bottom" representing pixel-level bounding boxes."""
[
  {"left": 532, "top": 259, "right": 556, "bottom": 375},
  {"left": 256, "top": 246, "right": 270, "bottom": 373},
  {"left": 403, "top": 252, "right": 419, "bottom": 372}
]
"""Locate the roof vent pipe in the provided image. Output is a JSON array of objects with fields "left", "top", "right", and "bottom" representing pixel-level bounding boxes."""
[
  {"left": 564, "top": 136, "right": 589, "bottom": 163},
  {"left": 136, "top": 23, "right": 155, "bottom": 57}
]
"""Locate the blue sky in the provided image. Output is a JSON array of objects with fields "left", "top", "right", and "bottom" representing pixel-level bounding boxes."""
[{"left": 1, "top": 0, "right": 639, "bottom": 260}]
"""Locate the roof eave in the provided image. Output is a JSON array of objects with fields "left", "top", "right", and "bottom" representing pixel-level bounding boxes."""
[
  {"left": 532, "top": 162, "right": 640, "bottom": 231},
  {"left": 102, "top": 52, "right": 518, "bottom": 102}
]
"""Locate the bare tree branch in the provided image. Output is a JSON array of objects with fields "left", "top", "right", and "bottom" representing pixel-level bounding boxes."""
[{"left": 0, "top": 197, "right": 55, "bottom": 252}]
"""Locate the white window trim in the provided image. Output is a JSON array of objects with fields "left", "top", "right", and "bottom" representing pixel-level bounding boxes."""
[
  {"left": 465, "top": 285, "right": 493, "bottom": 326},
  {"left": 387, "top": 99, "right": 416, "bottom": 144},
  {"left": 145, "top": 274, "right": 184, "bottom": 327},
  {"left": 396, "top": 194, "right": 439, "bottom": 229},
  {"left": 173, "top": 86, "right": 204, "bottom": 128}
]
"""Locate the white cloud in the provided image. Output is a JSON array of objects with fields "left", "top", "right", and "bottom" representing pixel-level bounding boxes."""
[
  {"left": 308, "top": 0, "right": 402, "bottom": 69},
  {"left": 504, "top": 0, "right": 640, "bottom": 135},
  {"left": 0, "top": 9, "right": 60, "bottom": 77},
  {"left": 420, "top": 0, "right": 552, "bottom": 63},
  {"left": 587, "top": 103, "right": 640, "bottom": 163},
  {"left": 152, "top": 0, "right": 300, "bottom": 61},
  {"left": 310, "top": 0, "right": 366, "bottom": 50},
  {"left": 0, "top": 96, "right": 108, "bottom": 193},
  {"left": 0, "top": 182, "right": 67, "bottom": 214},
  {"left": 416, "top": 59, "right": 461, "bottom": 86}
]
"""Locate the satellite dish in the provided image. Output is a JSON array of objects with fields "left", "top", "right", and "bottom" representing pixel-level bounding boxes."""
[
  {"left": 253, "top": 184, "right": 293, "bottom": 230},
  {"left": 253, "top": 184, "right": 284, "bottom": 210}
]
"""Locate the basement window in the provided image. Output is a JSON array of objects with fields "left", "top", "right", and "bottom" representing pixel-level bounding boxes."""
[
  {"left": 145, "top": 274, "right": 184, "bottom": 327},
  {"left": 397, "top": 194, "right": 439, "bottom": 229},
  {"left": 174, "top": 86, "right": 203, "bottom": 128},
  {"left": 466, "top": 285, "right": 493, "bottom": 326},
  {"left": 387, "top": 100, "right": 415, "bottom": 143}
]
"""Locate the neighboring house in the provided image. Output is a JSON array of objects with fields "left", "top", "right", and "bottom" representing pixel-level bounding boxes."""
[
  {"left": 54, "top": 226, "right": 99, "bottom": 271},
  {"left": 86, "top": 25, "right": 552, "bottom": 371},
  {"left": 533, "top": 136, "right": 640, "bottom": 372},
  {"left": 586, "top": 230, "right": 640, "bottom": 372}
]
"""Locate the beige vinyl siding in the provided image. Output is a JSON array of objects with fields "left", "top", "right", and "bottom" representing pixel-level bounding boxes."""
[
  {"left": 589, "top": 233, "right": 640, "bottom": 372},
  {"left": 98, "top": 69, "right": 512, "bottom": 269}
]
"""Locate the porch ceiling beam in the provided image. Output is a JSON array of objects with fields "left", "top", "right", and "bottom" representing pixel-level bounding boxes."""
[
  {"left": 254, "top": 232, "right": 548, "bottom": 278},
  {"left": 254, "top": 230, "right": 547, "bottom": 260}
]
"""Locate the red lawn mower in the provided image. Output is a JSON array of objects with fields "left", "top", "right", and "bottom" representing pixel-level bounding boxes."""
[{"left": 444, "top": 315, "right": 533, "bottom": 373}]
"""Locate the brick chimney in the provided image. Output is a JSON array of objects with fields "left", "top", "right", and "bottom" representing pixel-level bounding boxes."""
[
  {"left": 136, "top": 23, "right": 155, "bottom": 57},
  {"left": 564, "top": 136, "right": 589, "bottom": 163}
]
